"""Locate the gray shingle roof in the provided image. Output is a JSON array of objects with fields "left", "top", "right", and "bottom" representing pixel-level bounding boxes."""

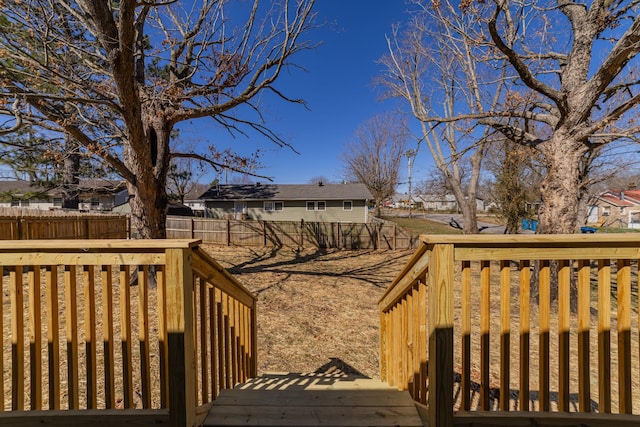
[{"left": 199, "top": 183, "right": 372, "bottom": 201}]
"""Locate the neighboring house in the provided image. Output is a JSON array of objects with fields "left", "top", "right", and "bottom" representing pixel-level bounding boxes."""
[
  {"left": 387, "top": 194, "right": 421, "bottom": 209},
  {"left": 0, "top": 179, "right": 125, "bottom": 211},
  {"left": 112, "top": 198, "right": 194, "bottom": 216},
  {"left": 199, "top": 183, "right": 373, "bottom": 222},
  {"left": 183, "top": 183, "right": 210, "bottom": 217},
  {"left": 587, "top": 189, "right": 640, "bottom": 228},
  {"left": 388, "top": 193, "right": 485, "bottom": 212}
]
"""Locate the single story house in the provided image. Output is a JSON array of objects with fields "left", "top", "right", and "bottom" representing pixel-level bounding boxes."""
[
  {"left": 0, "top": 179, "right": 125, "bottom": 212},
  {"left": 387, "top": 193, "right": 485, "bottom": 212},
  {"left": 587, "top": 189, "right": 640, "bottom": 228},
  {"left": 198, "top": 182, "right": 373, "bottom": 223}
]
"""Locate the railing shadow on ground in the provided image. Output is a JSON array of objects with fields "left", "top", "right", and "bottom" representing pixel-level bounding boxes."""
[
  {"left": 223, "top": 247, "right": 413, "bottom": 291},
  {"left": 233, "top": 358, "right": 370, "bottom": 392},
  {"left": 449, "top": 371, "right": 599, "bottom": 413}
]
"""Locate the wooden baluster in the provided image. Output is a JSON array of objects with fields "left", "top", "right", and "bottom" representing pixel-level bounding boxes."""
[
  {"left": 199, "top": 275, "right": 208, "bottom": 402},
  {"left": 11, "top": 266, "right": 25, "bottom": 410},
  {"left": 597, "top": 259, "right": 611, "bottom": 413},
  {"left": 480, "top": 260, "right": 491, "bottom": 410},
  {"left": 617, "top": 258, "right": 632, "bottom": 413},
  {"left": 412, "top": 284, "right": 420, "bottom": 401},
  {"left": 157, "top": 265, "right": 169, "bottom": 408},
  {"left": 405, "top": 289, "right": 413, "bottom": 393},
  {"left": 577, "top": 260, "right": 591, "bottom": 412},
  {"left": 539, "top": 260, "right": 550, "bottom": 411},
  {"left": 101, "top": 265, "right": 115, "bottom": 409},
  {"left": 29, "top": 265, "right": 42, "bottom": 410},
  {"left": 84, "top": 265, "right": 97, "bottom": 409},
  {"left": 209, "top": 285, "right": 218, "bottom": 399},
  {"left": 224, "top": 293, "right": 232, "bottom": 389},
  {"left": 46, "top": 265, "right": 60, "bottom": 410},
  {"left": 558, "top": 260, "right": 570, "bottom": 412},
  {"left": 461, "top": 261, "right": 471, "bottom": 411},
  {"left": 519, "top": 260, "right": 530, "bottom": 412},
  {"left": 119, "top": 265, "right": 133, "bottom": 409},
  {"left": 500, "top": 260, "right": 511, "bottom": 411},
  {"left": 65, "top": 265, "right": 79, "bottom": 410},
  {"left": 216, "top": 289, "right": 225, "bottom": 391},
  {"left": 418, "top": 279, "right": 427, "bottom": 405},
  {"left": 138, "top": 265, "right": 151, "bottom": 408}
]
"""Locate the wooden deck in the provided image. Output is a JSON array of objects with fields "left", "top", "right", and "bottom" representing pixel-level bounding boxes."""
[{"left": 203, "top": 372, "right": 425, "bottom": 426}]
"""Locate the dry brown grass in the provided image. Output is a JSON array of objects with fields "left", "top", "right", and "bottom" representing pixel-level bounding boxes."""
[{"left": 203, "top": 245, "right": 414, "bottom": 379}]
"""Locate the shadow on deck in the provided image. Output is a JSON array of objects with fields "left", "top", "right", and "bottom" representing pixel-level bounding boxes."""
[{"left": 204, "top": 359, "right": 424, "bottom": 427}]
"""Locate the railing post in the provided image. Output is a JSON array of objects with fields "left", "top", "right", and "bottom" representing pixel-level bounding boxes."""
[
  {"left": 427, "top": 243, "right": 453, "bottom": 427},
  {"left": 165, "top": 247, "right": 196, "bottom": 427}
]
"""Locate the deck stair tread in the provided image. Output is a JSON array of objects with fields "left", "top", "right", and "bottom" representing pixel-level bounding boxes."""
[{"left": 203, "top": 372, "right": 424, "bottom": 426}]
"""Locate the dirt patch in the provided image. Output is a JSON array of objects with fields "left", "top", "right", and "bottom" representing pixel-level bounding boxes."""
[{"left": 203, "top": 245, "right": 413, "bottom": 378}]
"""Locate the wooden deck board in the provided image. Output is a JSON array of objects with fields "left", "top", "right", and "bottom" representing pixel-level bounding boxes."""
[{"left": 204, "top": 373, "right": 424, "bottom": 427}]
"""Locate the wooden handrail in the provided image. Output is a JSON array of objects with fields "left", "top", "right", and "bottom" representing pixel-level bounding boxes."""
[
  {"left": 380, "top": 234, "right": 640, "bottom": 427},
  {"left": 0, "top": 239, "right": 257, "bottom": 427}
]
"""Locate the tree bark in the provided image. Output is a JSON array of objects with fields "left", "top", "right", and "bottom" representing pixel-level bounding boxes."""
[
  {"left": 126, "top": 114, "right": 171, "bottom": 239},
  {"left": 537, "top": 133, "right": 588, "bottom": 234},
  {"left": 62, "top": 135, "right": 80, "bottom": 210}
]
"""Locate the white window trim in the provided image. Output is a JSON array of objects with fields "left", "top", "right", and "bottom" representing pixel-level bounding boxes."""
[
  {"left": 306, "top": 201, "right": 316, "bottom": 211},
  {"left": 343, "top": 200, "right": 353, "bottom": 211}
]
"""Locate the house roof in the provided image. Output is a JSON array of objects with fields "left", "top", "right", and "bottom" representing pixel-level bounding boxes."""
[
  {"left": 0, "top": 179, "right": 125, "bottom": 197},
  {"left": 597, "top": 190, "right": 640, "bottom": 207},
  {"left": 199, "top": 183, "right": 372, "bottom": 201},
  {"left": 0, "top": 180, "right": 50, "bottom": 195}
]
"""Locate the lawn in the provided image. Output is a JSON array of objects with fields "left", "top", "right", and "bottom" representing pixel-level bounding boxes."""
[{"left": 383, "top": 216, "right": 462, "bottom": 235}]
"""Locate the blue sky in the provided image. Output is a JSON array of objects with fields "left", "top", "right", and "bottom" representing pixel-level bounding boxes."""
[{"left": 179, "top": 0, "right": 426, "bottom": 191}]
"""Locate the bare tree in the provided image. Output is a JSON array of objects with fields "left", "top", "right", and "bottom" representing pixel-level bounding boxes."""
[
  {"left": 383, "top": 0, "right": 640, "bottom": 234},
  {"left": 378, "top": 1, "right": 507, "bottom": 233},
  {"left": 0, "top": 0, "right": 317, "bottom": 238},
  {"left": 342, "top": 113, "right": 407, "bottom": 217}
]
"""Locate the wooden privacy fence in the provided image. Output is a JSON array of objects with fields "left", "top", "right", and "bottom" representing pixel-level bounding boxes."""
[
  {"left": 0, "top": 214, "right": 128, "bottom": 239},
  {"left": 167, "top": 216, "right": 418, "bottom": 249},
  {"left": 379, "top": 235, "right": 640, "bottom": 427},
  {"left": 0, "top": 239, "right": 256, "bottom": 427}
]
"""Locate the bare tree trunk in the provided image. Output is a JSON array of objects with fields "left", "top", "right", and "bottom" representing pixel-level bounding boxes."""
[
  {"left": 126, "top": 115, "right": 171, "bottom": 239},
  {"left": 538, "top": 134, "right": 588, "bottom": 234},
  {"left": 62, "top": 134, "right": 80, "bottom": 210}
]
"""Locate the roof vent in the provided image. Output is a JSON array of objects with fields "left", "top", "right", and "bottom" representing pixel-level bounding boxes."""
[{"left": 318, "top": 181, "right": 324, "bottom": 186}]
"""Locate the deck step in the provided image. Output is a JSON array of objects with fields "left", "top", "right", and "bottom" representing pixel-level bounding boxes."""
[{"left": 203, "top": 372, "right": 424, "bottom": 426}]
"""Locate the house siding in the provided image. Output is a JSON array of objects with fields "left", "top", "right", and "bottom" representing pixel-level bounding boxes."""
[{"left": 204, "top": 199, "right": 368, "bottom": 222}]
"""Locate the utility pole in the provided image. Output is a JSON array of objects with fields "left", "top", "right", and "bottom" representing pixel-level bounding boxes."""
[{"left": 406, "top": 150, "right": 415, "bottom": 218}]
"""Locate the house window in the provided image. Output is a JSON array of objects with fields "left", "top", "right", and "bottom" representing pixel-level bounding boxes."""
[
  {"left": 53, "top": 198, "right": 62, "bottom": 207},
  {"left": 307, "top": 201, "right": 326, "bottom": 211},
  {"left": 343, "top": 201, "right": 352, "bottom": 211},
  {"left": 621, "top": 207, "right": 626, "bottom": 214},
  {"left": 91, "top": 198, "right": 100, "bottom": 209},
  {"left": 10, "top": 199, "right": 19, "bottom": 207},
  {"left": 21, "top": 199, "right": 30, "bottom": 207},
  {"left": 603, "top": 206, "right": 611, "bottom": 215},
  {"left": 264, "top": 201, "right": 284, "bottom": 212}
]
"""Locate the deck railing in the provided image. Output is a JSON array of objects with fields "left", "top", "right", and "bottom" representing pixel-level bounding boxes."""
[
  {"left": 0, "top": 239, "right": 256, "bottom": 426},
  {"left": 379, "top": 235, "right": 640, "bottom": 427}
]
